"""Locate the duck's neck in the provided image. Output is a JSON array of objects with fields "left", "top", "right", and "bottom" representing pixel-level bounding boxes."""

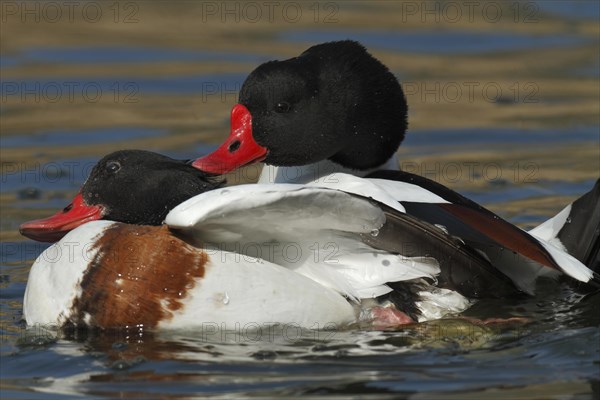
[{"left": 257, "top": 153, "right": 399, "bottom": 184}]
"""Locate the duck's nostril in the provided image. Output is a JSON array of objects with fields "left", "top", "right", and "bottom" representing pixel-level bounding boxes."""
[
  {"left": 63, "top": 203, "right": 74, "bottom": 213},
  {"left": 228, "top": 140, "right": 241, "bottom": 153}
]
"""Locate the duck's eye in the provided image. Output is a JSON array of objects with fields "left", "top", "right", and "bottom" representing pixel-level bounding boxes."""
[
  {"left": 275, "top": 102, "right": 291, "bottom": 113},
  {"left": 105, "top": 161, "right": 121, "bottom": 174}
]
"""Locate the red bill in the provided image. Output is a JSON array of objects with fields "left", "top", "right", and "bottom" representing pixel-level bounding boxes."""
[{"left": 20, "top": 193, "right": 104, "bottom": 243}]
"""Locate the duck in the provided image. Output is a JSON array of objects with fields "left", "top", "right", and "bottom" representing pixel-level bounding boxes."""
[
  {"left": 20, "top": 150, "right": 468, "bottom": 330},
  {"left": 191, "top": 40, "right": 600, "bottom": 273},
  {"left": 20, "top": 150, "right": 359, "bottom": 329},
  {"left": 20, "top": 150, "right": 223, "bottom": 243},
  {"left": 193, "top": 40, "right": 406, "bottom": 182},
  {"left": 20, "top": 151, "right": 600, "bottom": 331}
]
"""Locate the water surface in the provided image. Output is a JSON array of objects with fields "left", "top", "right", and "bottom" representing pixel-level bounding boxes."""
[
  {"left": 1, "top": 2, "right": 599, "bottom": 399},
  {"left": 0, "top": 47, "right": 271, "bottom": 68},
  {"left": 281, "top": 30, "right": 590, "bottom": 54}
]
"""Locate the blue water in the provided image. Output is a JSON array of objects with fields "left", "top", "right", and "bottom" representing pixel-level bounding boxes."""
[
  {"left": 281, "top": 30, "right": 590, "bottom": 54},
  {"left": 1, "top": 30, "right": 587, "bottom": 72},
  {"left": 405, "top": 126, "right": 600, "bottom": 147},
  {"left": 574, "top": 60, "right": 600, "bottom": 78},
  {"left": 1, "top": 266, "right": 597, "bottom": 398},
  {"left": 464, "top": 179, "right": 598, "bottom": 206},
  {"left": 1, "top": 127, "right": 165, "bottom": 148},
  {"left": 0, "top": 47, "right": 272, "bottom": 68},
  {"left": 1, "top": 74, "right": 247, "bottom": 96},
  {"left": 0, "top": 155, "right": 97, "bottom": 194},
  {"left": 0, "top": 141, "right": 217, "bottom": 194},
  {"left": 536, "top": 0, "right": 600, "bottom": 21}
]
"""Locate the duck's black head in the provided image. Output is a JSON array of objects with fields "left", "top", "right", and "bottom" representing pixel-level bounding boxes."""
[
  {"left": 20, "top": 150, "right": 222, "bottom": 242},
  {"left": 193, "top": 40, "right": 408, "bottom": 174}
]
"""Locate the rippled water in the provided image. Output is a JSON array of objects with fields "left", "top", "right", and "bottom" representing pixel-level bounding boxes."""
[
  {"left": 0, "top": 47, "right": 271, "bottom": 68},
  {"left": 1, "top": 2, "right": 599, "bottom": 399},
  {"left": 2, "top": 275, "right": 599, "bottom": 398},
  {"left": 281, "top": 30, "right": 591, "bottom": 54},
  {"left": 2, "top": 74, "right": 249, "bottom": 96}
]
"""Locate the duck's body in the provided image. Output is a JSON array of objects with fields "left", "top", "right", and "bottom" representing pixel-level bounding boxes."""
[
  {"left": 22, "top": 176, "right": 463, "bottom": 329},
  {"left": 21, "top": 151, "right": 443, "bottom": 329},
  {"left": 24, "top": 221, "right": 357, "bottom": 329},
  {"left": 23, "top": 170, "right": 599, "bottom": 330}
]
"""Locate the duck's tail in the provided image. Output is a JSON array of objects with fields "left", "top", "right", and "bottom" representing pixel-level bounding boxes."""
[{"left": 530, "top": 179, "right": 600, "bottom": 273}]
